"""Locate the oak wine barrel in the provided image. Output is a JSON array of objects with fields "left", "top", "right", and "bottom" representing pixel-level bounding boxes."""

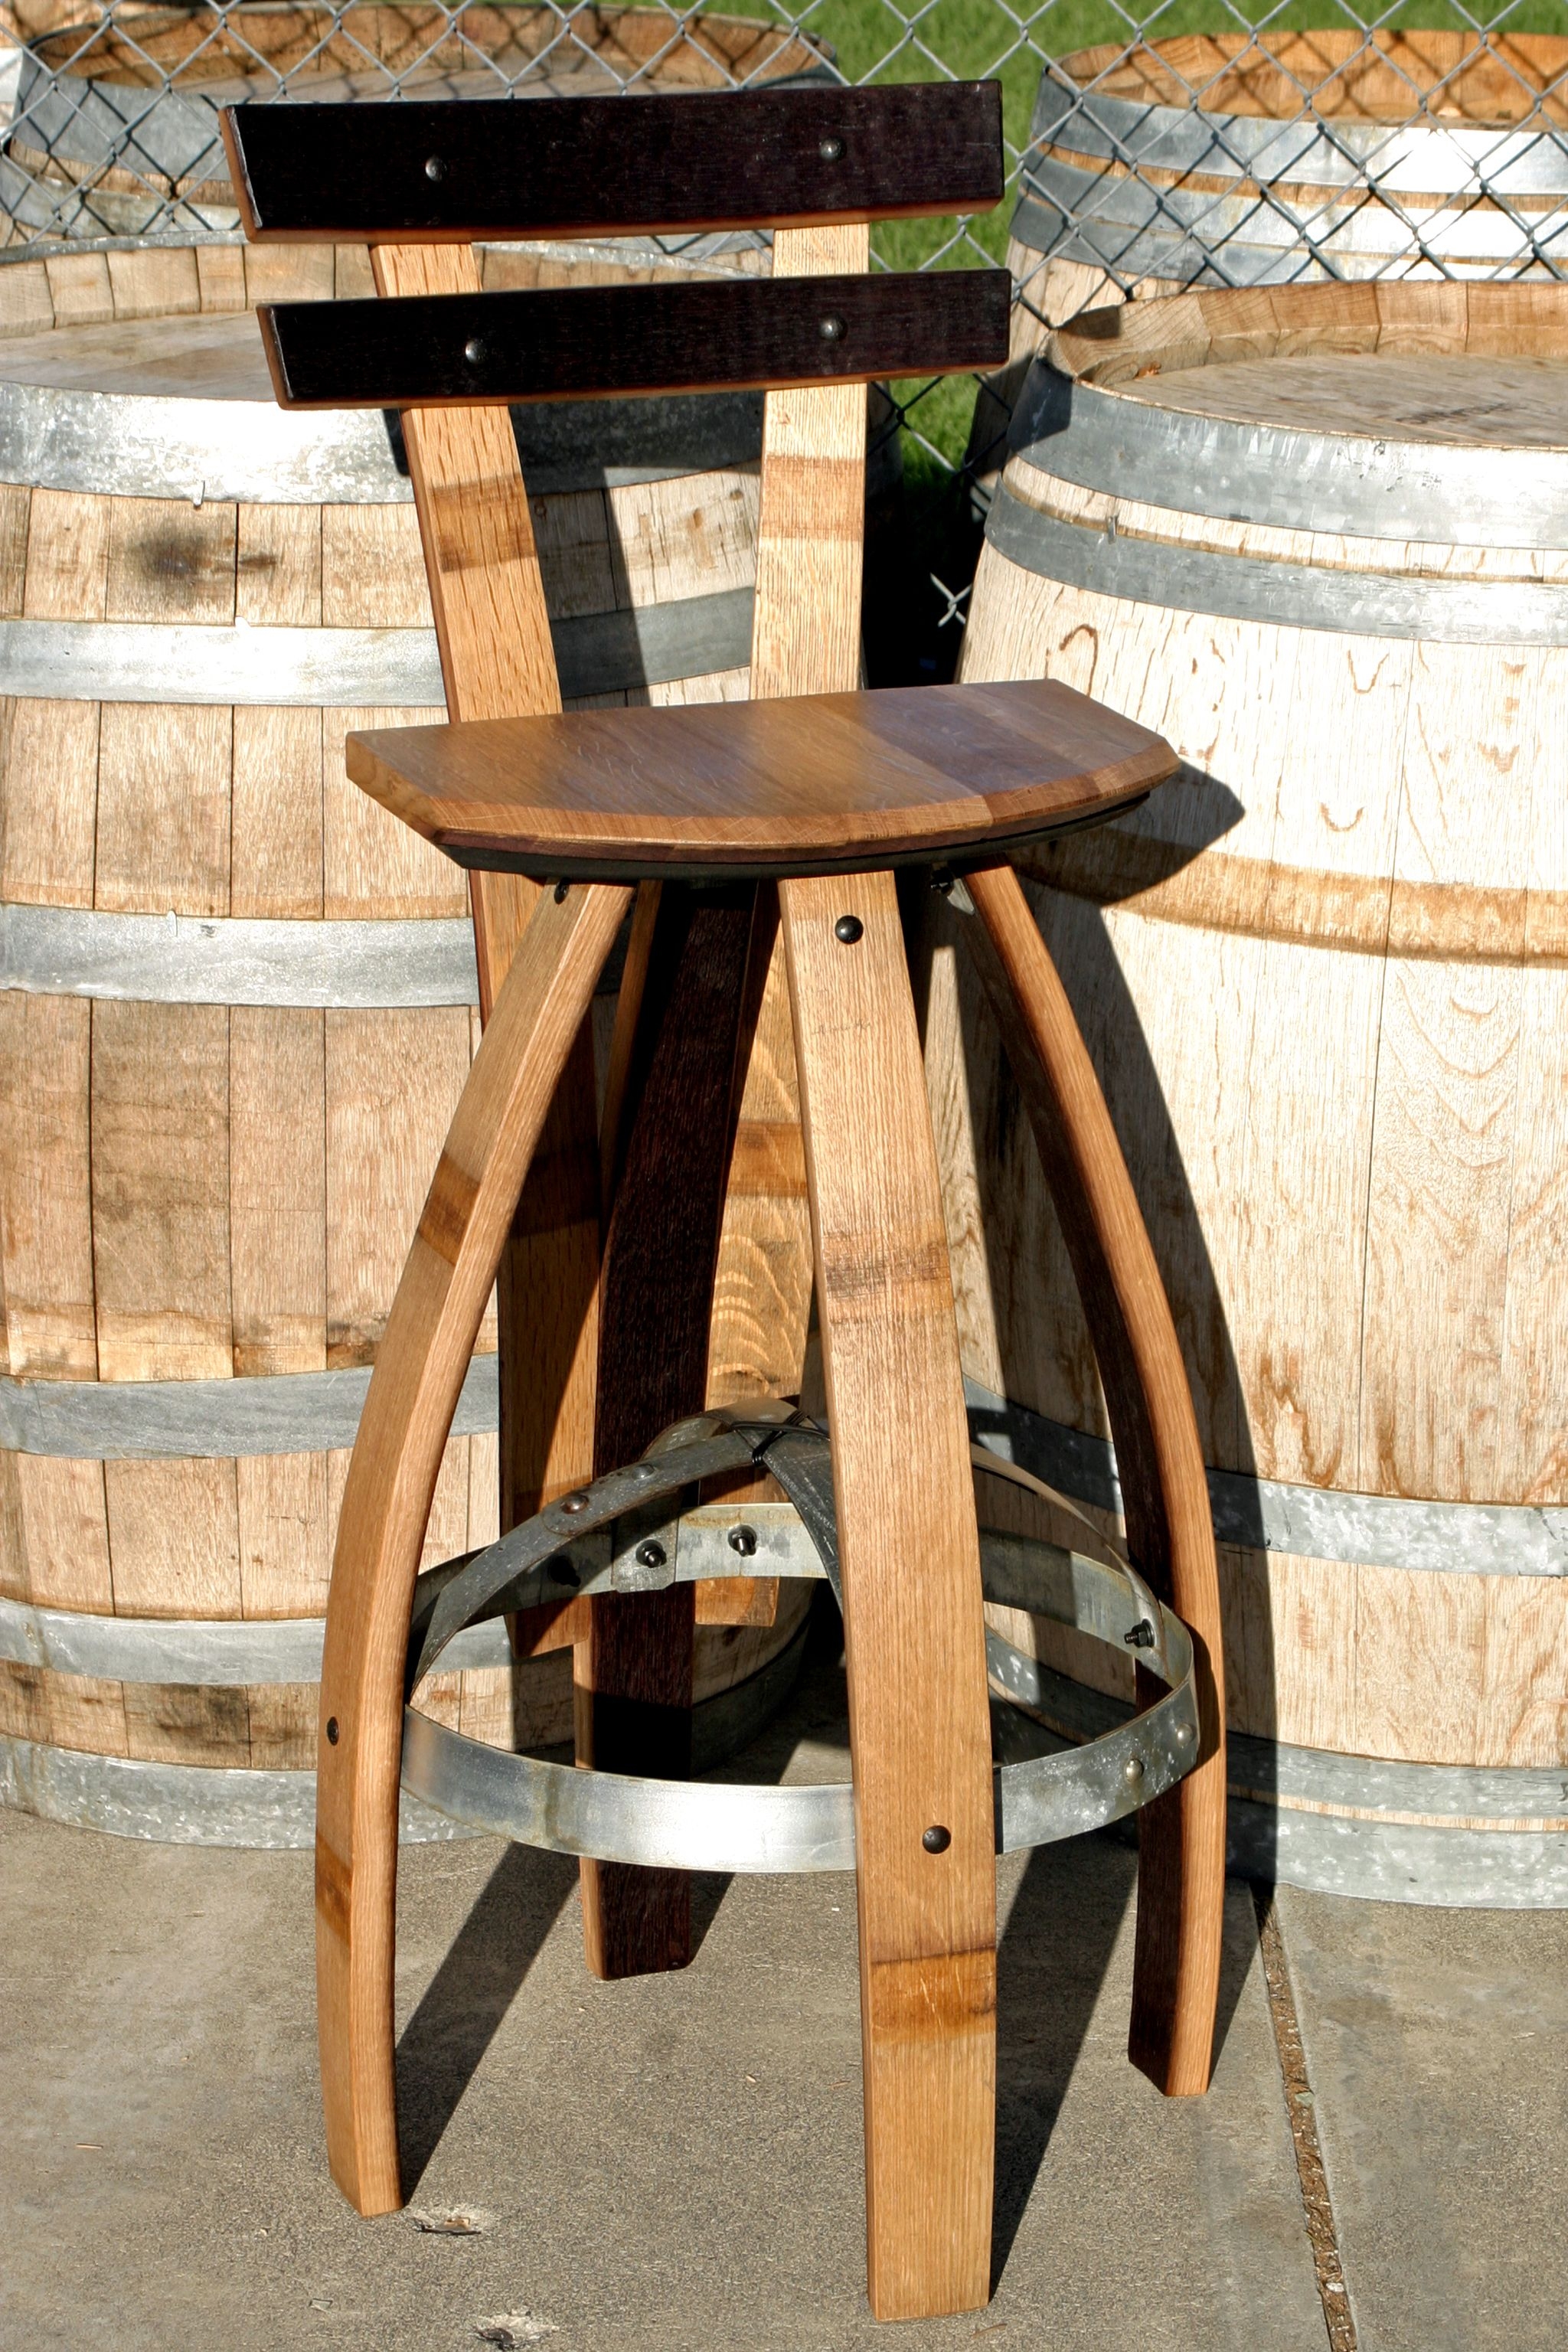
[
  {"left": 969, "top": 32, "right": 1568, "bottom": 482},
  {"left": 0, "top": 237, "right": 838, "bottom": 1844},
  {"left": 956, "top": 281, "right": 1568, "bottom": 1906},
  {"left": 3, "top": 2, "right": 830, "bottom": 241}
]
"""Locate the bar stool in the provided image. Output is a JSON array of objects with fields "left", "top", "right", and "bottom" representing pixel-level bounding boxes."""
[{"left": 224, "top": 80, "right": 1227, "bottom": 2324}]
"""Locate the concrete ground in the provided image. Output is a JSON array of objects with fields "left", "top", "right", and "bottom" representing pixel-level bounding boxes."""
[{"left": 2, "top": 1623, "right": 1562, "bottom": 2352}]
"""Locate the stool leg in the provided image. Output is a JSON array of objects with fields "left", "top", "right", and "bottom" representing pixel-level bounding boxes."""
[
  {"left": 315, "top": 880, "right": 631, "bottom": 2216},
  {"left": 578, "top": 880, "right": 760, "bottom": 1979},
  {"left": 779, "top": 871, "right": 995, "bottom": 2324},
  {"left": 958, "top": 861, "right": 1226, "bottom": 2097}
]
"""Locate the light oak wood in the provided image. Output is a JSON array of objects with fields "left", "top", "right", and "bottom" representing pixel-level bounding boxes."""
[
  {"left": 960, "top": 862, "right": 1224, "bottom": 2096},
  {"left": 960, "top": 279, "right": 1568, "bottom": 1820},
  {"left": 315, "top": 877, "right": 630, "bottom": 2216},
  {"left": 780, "top": 870, "right": 996, "bottom": 2321}
]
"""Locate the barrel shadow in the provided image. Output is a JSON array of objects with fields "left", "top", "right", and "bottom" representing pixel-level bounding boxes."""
[{"left": 395, "top": 1841, "right": 578, "bottom": 2195}]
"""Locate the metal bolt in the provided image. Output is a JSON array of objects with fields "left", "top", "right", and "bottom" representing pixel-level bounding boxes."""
[
  {"left": 818, "top": 135, "right": 844, "bottom": 162},
  {"left": 834, "top": 914, "right": 863, "bottom": 944},
  {"left": 325, "top": 1717, "right": 340, "bottom": 1746},
  {"left": 922, "top": 1824, "right": 952, "bottom": 1854},
  {"left": 635, "top": 1539, "right": 668, "bottom": 1570},
  {"left": 1174, "top": 1720, "right": 1196, "bottom": 1746},
  {"left": 1124, "top": 1618, "right": 1155, "bottom": 1649},
  {"left": 463, "top": 337, "right": 486, "bottom": 366},
  {"left": 818, "top": 314, "right": 845, "bottom": 343},
  {"left": 559, "top": 1491, "right": 591, "bottom": 1515},
  {"left": 727, "top": 1524, "right": 758, "bottom": 1558},
  {"left": 1123, "top": 1754, "right": 1145, "bottom": 1785},
  {"left": 630, "top": 1462, "right": 659, "bottom": 1482},
  {"left": 424, "top": 155, "right": 446, "bottom": 182},
  {"left": 552, "top": 880, "right": 570, "bottom": 903},
  {"left": 545, "top": 1554, "right": 580, "bottom": 1589}
]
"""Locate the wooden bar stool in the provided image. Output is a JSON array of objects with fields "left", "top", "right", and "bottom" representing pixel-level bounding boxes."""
[{"left": 224, "top": 81, "right": 1227, "bottom": 2324}]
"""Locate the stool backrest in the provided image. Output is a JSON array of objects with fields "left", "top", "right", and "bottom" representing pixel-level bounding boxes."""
[{"left": 222, "top": 83, "right": 1008, "bottom": 995}]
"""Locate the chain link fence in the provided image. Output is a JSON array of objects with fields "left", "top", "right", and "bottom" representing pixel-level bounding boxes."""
[{"left": 4, "top": 2, "right": 1566, "bottom": 655}]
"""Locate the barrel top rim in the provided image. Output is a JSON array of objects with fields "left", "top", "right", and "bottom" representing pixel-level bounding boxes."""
[
  {"left": 1045, "top": 283, "right": 1568, "bottom": 456},
  {"left": 1044, "top": 29, "right": 1568, "bottom": 131}
]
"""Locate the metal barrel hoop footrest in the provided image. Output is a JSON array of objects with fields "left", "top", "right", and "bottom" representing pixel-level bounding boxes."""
[{"left": 399, "top": 1410, "right": 1202, "bottom": 1869}]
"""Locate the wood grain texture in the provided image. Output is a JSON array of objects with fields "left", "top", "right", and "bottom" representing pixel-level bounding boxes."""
[
  {"left": 344, "top": 676, "right": 1175, "bottom": 879},
  {"left": 260, "top": 269, "right": 1010, "bottom": 411},
  {"left": 224, "top": 81, "right": 1004, "bottom": 243},
  {"left": 579, "top": 881, "right": 757, "bottom": 1978},
  {"left": 962, "top": 280, "right": 1568, "bottom": 1783},
  {"left": 373, "top": 241, "right": 601, "bottom": 1541},
  {"left": 780, "top": 869, "right": 995, "bottom": 2320},
  {"left": 315, "top": 877, "right": 629, "bottom": 2216},
  {"left": 959, "top": 862, "right": 1224, "bottom": 2096}
]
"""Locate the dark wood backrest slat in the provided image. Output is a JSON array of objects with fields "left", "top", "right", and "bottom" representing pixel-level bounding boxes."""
[
  {"left": 222, "top": 82, "right": 1002, "bottom": 242},
  {"left": 259, "top": 268, "right": 1010, "bottom": 410}
]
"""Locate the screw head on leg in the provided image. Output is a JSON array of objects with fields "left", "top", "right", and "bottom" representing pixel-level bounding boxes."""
[
  {"left": 922, "top": 1824, "right": 951, "bottom": 1854},
  {"left": 834, "top": 915, "right": 864, "bottom": 945}
]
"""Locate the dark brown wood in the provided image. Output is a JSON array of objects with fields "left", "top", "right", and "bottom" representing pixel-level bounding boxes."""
[
  {"left": 580, "top": 880, "right": 761, "bottom": 1980},
  {"left": 257, "top": 268, "right": 1010, "bottom": 413},
  {"left": 221, "top": 82, "right": 1004, "bottom": 243},
  {"left": 345, "top": 678, "right": 1176, "bottom": 881}
]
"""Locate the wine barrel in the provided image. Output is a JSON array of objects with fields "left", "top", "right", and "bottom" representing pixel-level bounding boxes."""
[
  {"left": 956, "top": 281, "right": 1568, "bottom": 1906},
  {"left": 3, "top": 2, "right": 829, "bottom": 240},
  {"left": 0, "top": 240, "right": 837, "bottom": 1844},
  {"left": 969, "top": 32, "right": 1568, "bottom": 484}
]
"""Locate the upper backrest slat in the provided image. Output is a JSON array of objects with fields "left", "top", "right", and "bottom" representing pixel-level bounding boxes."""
[
  {"left": 259, "top": 268, "right": 1011, "bottom": 410},
  {"left": 221, "top": 82, "right": 1003, "bottom": 242}
]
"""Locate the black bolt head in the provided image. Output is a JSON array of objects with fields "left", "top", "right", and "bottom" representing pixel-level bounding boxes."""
[
  {"left": 463, "top": 337, "right": 486, "bottom": 366},
  {"left": 1124, "top": 1619, "right": 1156, "bottom": 1649},
  {"left": 727, "top": 1524, "right": 759, "bottom": 1558},
  {"left": 818, "top": 315, "right": 845, "bottom": 342},
  {"left": 834, "top": 914, "right": 864, "bottom": 944},
  {"left": 922, "top": 1824, "right": 951, "bottom": 1854},
  {"left": 560, "top": 1491, "right": 590, "bottom": 1515},
  {"left": 424, "top": 155, "right": 446, "bottom": 182},
  {"left": 325, "top": 1717, "right": 340, "bottom": 1746},
  {"left": 818, "top": 136, "right": 844, "bottom": 162},
  {"left": 635, "top": 1539, "right": 668, "bottom": 1570}
]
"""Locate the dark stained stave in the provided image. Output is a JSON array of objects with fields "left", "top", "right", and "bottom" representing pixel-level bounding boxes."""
[
  {"left": 259, "top": 269, "right": 1011, "bottom": 410},
  {"left": 222, "top": 82, "right": 1004, "bottom": 242}
]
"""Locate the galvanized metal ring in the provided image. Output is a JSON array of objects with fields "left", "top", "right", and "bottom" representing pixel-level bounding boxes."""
[
  {"left": 1007, "top": 364, "right": 1568, "bottom": 550},
  {"left": 398, "top": 1411, "right": 1201, "bottom": 1869},
  {"left": 986, "top": 479, "right": 1568, "bottom": 648}
]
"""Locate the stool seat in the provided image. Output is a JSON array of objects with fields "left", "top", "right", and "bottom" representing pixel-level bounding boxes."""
[{"left": 345, "top": 677, "right": 1175, "bottom": 880}]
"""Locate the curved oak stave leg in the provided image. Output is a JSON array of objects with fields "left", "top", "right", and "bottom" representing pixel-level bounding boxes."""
[
  {"left": 959, "top": 861, "right": 1225, "bottom": 2099},
  {"left": 315, "top": 880, "right": 632, "bottom": 2217},
  {"left": 780, "top": 870, "right": 996, "bottom": 2323}
]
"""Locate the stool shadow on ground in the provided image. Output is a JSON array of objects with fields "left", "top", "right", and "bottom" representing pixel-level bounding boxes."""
[
  {"left": 991, "top": 1833, "right": 1132, "bottom": 2287},
  {"left": 396, "top": 1841, "right": 578, "bottom": 2195}
]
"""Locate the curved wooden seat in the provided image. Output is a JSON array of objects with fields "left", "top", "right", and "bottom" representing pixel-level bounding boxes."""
[{"left": 345, "top": 678, "right": 1175, "bottom": 880}]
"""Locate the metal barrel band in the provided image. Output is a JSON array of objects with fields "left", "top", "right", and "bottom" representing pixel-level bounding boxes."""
[{"left": 398, "top": 1414, "right": 1201, "bottom": 1869}]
